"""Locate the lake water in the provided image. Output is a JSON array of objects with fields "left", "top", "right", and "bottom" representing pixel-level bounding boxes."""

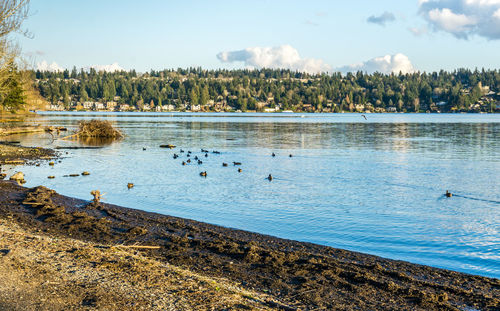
[{"left": 4, "top": 112, "right": 500, "bottom": 278}]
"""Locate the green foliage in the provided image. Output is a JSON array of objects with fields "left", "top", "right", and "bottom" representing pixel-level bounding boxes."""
[
  {"left": 33, "top": 67, "right": 500, "bottom": 112},
  {"left": 1, "top": 72, "right": 25, "bottom": 111}
]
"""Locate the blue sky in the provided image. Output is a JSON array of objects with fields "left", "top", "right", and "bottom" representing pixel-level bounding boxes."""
[{"left": 20, "top": 0, "right": 500, "bottom": 73}]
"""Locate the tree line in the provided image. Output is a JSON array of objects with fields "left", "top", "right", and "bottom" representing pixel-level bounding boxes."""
[{"left": 33, "top": 67, "right": 500, "bottom": 113}]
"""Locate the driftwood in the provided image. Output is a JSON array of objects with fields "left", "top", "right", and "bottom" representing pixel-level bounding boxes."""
[
  {"left": 114, "top": 244, "right": 161, "bottom": 249},
  {"left": 3, "top": 160, "right": 24, "bottom": 164},
  {"left": 59, "top": 133, "right": 79, "bottom": 140},
  {"left": 0, "top": 126, "right": 46, "bottom": 136}
]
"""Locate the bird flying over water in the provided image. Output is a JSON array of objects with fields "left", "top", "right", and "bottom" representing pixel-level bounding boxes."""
[{"left": 361, "top": 114, "right": 367, "bottom": 120}]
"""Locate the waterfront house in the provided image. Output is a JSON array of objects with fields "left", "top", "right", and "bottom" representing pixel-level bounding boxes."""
[
  {"left": 106, "top": 101, "right": 118, "bottom": 111},
  {"left": 119, "top": 104, "right": 130, "bottom": 111},
  {"left": 49, "top": 104, "right": 64, "bottom": 111},
  {"left": 83, "top": 101, "right": 94, "bottom": 110},
  {"left": 355, "top": 104, "right": 365, "bottom": 112},
  {"left": 264, "top": 106, "right": 279, "bottom": 112},
  {"left": 190, "top": 104, "right": 201, "bottom": 112},
  {"left": 162, "top": 104, "right": 175, "bottom": 111},
  {"left": 94, "top": 102, "right": 105, "bottom": 111}
]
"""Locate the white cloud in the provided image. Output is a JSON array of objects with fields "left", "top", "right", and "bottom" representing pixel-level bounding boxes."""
[
  {"left": 367, "top": 12, "right": 396, "bottom": 26},
  {"left": 494, "top": 7, "right": 500, "bottom": 17},
  {"left": 87, "top": 62, "right": 124, "bottom": 72},
  {"left": 419, "top": 0, "right": 500, "bottom": 39},
  {"left": 36, "top": 61, "right": 63, "bottom": 72},
  {"left": 217, "top": 45, "right": 331, "bottom": 74},
  {"left": 338, "top": 53, "right": 416, "bottom": 75},
  {"left": 428, "top": 8, "right": 476, "bottom": 36},
  {"left": 36, "top": 61, "right": 124, "bottom": 73}
]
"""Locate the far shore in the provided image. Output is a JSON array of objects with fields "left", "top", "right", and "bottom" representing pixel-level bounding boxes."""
[{"left": 30, "top": 109, "right": 500, "bottom": 114}]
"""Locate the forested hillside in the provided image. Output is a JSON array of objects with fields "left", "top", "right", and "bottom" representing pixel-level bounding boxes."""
[{"left": 33, "top": 67, "right": 500, "bottom": 113}]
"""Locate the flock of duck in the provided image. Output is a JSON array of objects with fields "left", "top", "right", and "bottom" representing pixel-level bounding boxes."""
[{"left": 156, "top": 144, "right": 294, "bottom": 182}]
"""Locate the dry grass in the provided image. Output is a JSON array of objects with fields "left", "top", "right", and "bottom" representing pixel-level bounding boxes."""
[{"left": 77, "top": 119, "right": 122, "bottom": 138}]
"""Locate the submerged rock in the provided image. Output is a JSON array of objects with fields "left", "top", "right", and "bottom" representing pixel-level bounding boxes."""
[{"left": 159, "top": 144, "right": 176, "bottom": 149}]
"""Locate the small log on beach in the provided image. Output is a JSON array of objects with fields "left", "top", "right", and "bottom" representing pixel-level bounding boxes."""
[{"left": 0, "top": 126, "right": 46, "bottom": 136}]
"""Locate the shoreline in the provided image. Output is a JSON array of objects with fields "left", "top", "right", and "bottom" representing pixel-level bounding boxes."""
[
  {"left": 1, "top": 180, "right": 498, "bottom": 310},
  {"left": 31, "top": 110, "right": 500, "bottom": 114},
  {"left": 0, "top": 141, "right": 56, "bottom": 166}
]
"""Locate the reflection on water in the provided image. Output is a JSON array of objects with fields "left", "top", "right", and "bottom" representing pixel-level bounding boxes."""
[
  {"left": 75, "top": 137, "right": 120, "bottom": 146},
  {"left": 4, "top": 112, "right": 500, "bottom": 278}
]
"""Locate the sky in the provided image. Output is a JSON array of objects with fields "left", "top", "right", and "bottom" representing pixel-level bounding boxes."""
[{"left": 18, "top": 0, "right": 500, "bottom": 74}]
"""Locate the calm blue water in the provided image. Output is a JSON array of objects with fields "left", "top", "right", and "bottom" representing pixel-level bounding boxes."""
[{"left": 4, "top": 112, "right": 500, "bottom": 278}]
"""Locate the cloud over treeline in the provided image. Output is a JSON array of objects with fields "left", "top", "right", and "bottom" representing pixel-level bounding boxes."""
[
  {"left": 36, "top": 61, "right": 124, "bottom": 72},
  {"left": 338, "top": 53, "right": 416, "bottom": 75},
  {"left": 217, "top": 45, "right": 331, "bottom": 74},
  {"left": 88, "top": 62, "right": 124, "bottom": 72},
  {"left": 36, "top": 61, "right": 63, "bottom": 72},
  {"left": 217, "top": 46, "right": 416, "bottom": 75}
]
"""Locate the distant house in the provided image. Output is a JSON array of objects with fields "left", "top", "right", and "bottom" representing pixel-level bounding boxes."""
[
  {"left": 49, "top": 104, "right": 64, "bottom": 111},
  {"left": 83, "top": 101, "right": 94, "bottom": 110},
  {"left": 119, "top": 104, "right": 130, "bottom": 111},
  {"left": 264, "top": 107, "right": 278, "bottom": 112},
  {"left": 354, "top": 104, "right": 365, "bottom": 112},
  {"left": 387, "top": 107, "right": 397, "bottom": 113},
  {"left": 106, "top": 101, "right": 117, "bottom": 111},
  {"left": 94, "top": 102, "right": 105, "bottom": 110},
  {"left": 190, "top": 104, "right": 201, "bottom": 111},
  {"left": 162, "top": 104, "right": 175, "bottom": 111}
]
